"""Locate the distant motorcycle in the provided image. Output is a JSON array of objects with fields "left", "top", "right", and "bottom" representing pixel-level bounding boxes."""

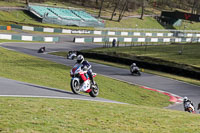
[
  {"left": 38, "top": 46, "right": 45, "bottom": 53},
  {"left": 184, "top": 101, "right": 195, "bottom": 113},
  {"left": 130, "top": 64, "right": 141, "bottom": 76},
  {"left": 67, "top": 51, "right": 77, "bottom": 60},
  {"left": 70, "top": 63, "right": 99, "bottom": 97}
]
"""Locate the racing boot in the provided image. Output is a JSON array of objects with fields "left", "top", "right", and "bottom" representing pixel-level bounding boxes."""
[{"left": 89, "top": 74, "right": 95, "bottom": 87}]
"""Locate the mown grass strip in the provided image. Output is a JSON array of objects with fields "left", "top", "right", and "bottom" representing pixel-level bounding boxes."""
[
  {"left": 0, "top": 97, "right": 199, "bottom": 133},
  {"left": 0, "top": 47, "right": 170, "bottom": 107}
]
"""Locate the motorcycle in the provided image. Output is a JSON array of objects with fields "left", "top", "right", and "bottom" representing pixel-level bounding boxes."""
[
  {"left": 67, "top": 51, "right": 77, "bottom": 60},
  {"left": 130, "top": 65, "right": 141, "bottom": 76},
  {"left": 184, "top": 102, "right": 195, "bottom": 113},
  {"left": 38, "top": 46, "right": 45, "bottom": 53},
  {"left": 70, "top": 63, "right": 99, "bottom": 97}
]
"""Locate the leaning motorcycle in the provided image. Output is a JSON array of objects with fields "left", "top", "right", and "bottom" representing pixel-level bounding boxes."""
[
  {"left": 67, "top": 51, "right": 77, "bottom": 60},
  {"left": 184, "top": 102, "right": 195, "bottom": 113},
  {"left": 130, "top": 66, "right": 141, "bottom": 76},
  {"left": 70, "top": 63, "right": 99, "bottom": 97}
]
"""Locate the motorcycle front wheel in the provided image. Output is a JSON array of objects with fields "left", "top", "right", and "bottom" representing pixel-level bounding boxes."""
[
  {"left": 70, "top": 79, "right": 80, "bottom": 94},
  {"left": 89, "top": 84, "right": 99, "bottom": 97}
]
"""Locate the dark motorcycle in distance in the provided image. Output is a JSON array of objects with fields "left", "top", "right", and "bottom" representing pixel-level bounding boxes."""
[{"left": 38, "top": 46, "right": 46, "bottom": 53}]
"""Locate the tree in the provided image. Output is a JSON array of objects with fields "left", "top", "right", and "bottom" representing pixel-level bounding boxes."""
[
  {"left": 81, "top": 0, "right": 86, "bottom": 6},
  {"left": 98, "top": 0, "right": 105, "bottom": 17},
  {"left": 118, "top": 0, "right": 128, "bottom": 22},
  {"left": 111, "top": 0, "right": 120, "bottom": 20},
  {"left": 26, "top": 0, "right": 29, "bottom": 5},
  {"left": 96, "top": 0, "right": 99, "bottom": 6},
  {"left": 140, "top": 0, "right": 145, "bottom": 19}
]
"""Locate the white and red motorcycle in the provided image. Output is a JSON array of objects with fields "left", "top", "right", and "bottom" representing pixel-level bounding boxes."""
[
  {"left": 184, "top": 102, "right": 195, "bottom": 113},
  {"left": 70, "top": 63, "right": 99, "bottom": 97}
]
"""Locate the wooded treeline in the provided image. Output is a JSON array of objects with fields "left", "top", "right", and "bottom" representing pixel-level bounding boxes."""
[{"left": 2, "top": 0, "right": 200, "bottom": 21}]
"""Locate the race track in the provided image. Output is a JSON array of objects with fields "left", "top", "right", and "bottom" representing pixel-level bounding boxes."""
[{"left": 0, "top": 42, "right": 200, "bottom": 112}]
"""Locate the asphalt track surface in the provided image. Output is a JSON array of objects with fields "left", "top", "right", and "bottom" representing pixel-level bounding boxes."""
[{"left": 0, "top": 42, "right": 200, "bottom": 112}]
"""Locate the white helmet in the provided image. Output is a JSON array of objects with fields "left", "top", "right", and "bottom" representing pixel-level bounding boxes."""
[
  {"left": 132, "top": 63, "right": 136, "bottom": 66},
  {"left": 77, "top": 55, "right": 84, "bottom": 64},
  {"left": 183, "top": 96, "right": 188, "bottom": 101}
]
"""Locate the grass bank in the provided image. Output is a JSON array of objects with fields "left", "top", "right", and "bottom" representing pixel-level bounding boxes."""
[
  {"left": 0, "top": 1, "right": 25, "bottom": 7},
  {"left": 105, "top": 17, "right": 165, "bottom": 29},
  {"left": 0, "top": 1, "right": 165, "bottom": 30},
  {"left": 0, "top": 97, "right": 200, "bottom": 133},
  {"left": 0, "top": 10, "right": 163, "bottom": 30},
  {"left": 82, "top": 44, "right": 200, "bottom": 68},
  {"left": 0, "top": 47, "right": 170, "bottom": 107}
]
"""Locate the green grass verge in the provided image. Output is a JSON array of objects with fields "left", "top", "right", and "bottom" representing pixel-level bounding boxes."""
[
  {"left": 174, "top": 20, "right": 200, "bottom": 30},
  {"left": 0, "top": 9, "right": 164, "bottom": 30},
  {"left": 0, "top": 97, "right": 200, "bottom": 133},
  {"left": 0, "top": 1, "right": 25, "bottom": 7},
  {"left": 0, "top": 39, "right": 45, "bottom": 43},
  {"left": 0, "top": 47, "right": 170, "bottom": 107},
  {"left": 50, "top": 50, "right": 200, "bottom": 86},
  {"left": 0, "top": 30, "right": 18, "bottom": 33},
  {"left": 82, "top": 44, "right": 200, "bottom": 68},
  {"left": 105, "top": 17, "right": 165, "bottom": 29}
]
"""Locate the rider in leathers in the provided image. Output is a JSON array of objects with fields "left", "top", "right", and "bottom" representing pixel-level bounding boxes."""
[
  {"left": 76, "top": 55, "right": 94, "bottom": 85},
  {"left": 183, "top": 97, "right": 194, "bottom": 111},
  {"left": 130, "top": 63, "right": 140, "bottom": 73}
]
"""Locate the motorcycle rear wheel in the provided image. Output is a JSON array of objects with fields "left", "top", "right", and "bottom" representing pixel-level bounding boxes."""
[
  {"left": 137, "top": 71, "right": 141, "bottom": 76},
  {"left": 70, "top": 79, "right": 80, "bottom": 94},
  {"left": 131, "top": 71, "right": 141, "bottom": 76},
  {"left": 89, "top": 84, "right": 99, "bottom": 97}
]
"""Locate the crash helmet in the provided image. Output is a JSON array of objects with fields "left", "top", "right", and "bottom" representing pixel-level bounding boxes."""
[
  {"left": 132, "top": 63, "right": 136, "bottom": 66},
  {"left": 183, "top": 96, "right": 188, "bottom": 101},
  {"left": 77, "top": 55, "right": 84, "bottom": 64}
]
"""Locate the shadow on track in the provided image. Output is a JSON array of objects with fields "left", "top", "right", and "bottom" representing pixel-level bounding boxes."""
[{"left": 18, "top": 82, "right": 89, "bottom": 97}]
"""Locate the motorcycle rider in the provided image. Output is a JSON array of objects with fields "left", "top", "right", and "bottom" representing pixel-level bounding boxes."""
[
  {"left": 67, "top": 51, "right": 77, "bottom": 60},
  {"left": 197, "top": 103, "right": 200, "bottom": 114},
  {"left": 130, "top": 63, "right": 140, "bottom": 73},
  {"left": 183, "top": 96, "right": 194, "bottom": 111},
  {"left": 38, "top": 46, "right": 46, "bottom": 53},
  {"left": 76, "top": 55, "right": 94, "bottom": 85}
]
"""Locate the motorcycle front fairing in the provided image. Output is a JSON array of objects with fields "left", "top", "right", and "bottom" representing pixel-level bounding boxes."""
[
  {"left": 71, "top": 64, "right": 91, "bottom": 92},
  {"left": 131, "top": 66, "right": 140, "bottom": 72},
  {"left": 184, "top": 102, "right": 195, "bottom": 112}
]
